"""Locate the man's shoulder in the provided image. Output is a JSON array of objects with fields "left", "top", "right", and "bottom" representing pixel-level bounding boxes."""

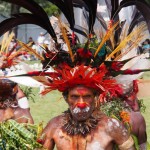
[
  {"left": 100, "top": 116, "right": 123, "bottom": 131},
  {"left": 43, "top": 115, "right": 64, "bottom": 134},
  {"left": 130, "top": 111, "right": 146, "bottom": 124},
  {"left": 46, "top": 114, "right": 64, "bottom": 127}
]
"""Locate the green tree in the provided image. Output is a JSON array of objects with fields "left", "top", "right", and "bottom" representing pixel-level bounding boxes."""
[
  {"left": 145, "top": 0, "right": 150, "bottom": 5},
  {"left": 34, "top": 0, "right": 60, "bottom": 16},
  {"left": 0, "top": 0, "right": 60, "bottom": 17}
]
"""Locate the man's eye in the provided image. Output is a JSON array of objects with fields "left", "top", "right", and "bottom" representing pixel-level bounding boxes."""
[
  {"left": 71, "top": 95, "right": 79, "bottom": 99},
  {"left": 83, "top": 95, "right": 92, "bottom": 99}
]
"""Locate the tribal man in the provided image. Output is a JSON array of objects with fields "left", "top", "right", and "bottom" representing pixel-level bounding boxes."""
[{"left": 41, "top": 65, "right": 136, "bottom": 150}]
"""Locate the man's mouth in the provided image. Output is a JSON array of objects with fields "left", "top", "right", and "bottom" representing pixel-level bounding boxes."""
[{"left": 72, "top": 106, "right": 90, "bottom": 114}]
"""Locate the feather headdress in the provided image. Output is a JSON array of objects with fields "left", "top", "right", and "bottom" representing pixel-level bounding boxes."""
[
  {"left": 0, "top": 32, "right": 28, "bottom": 69},
  {"left": 1, "top": 0, "right": 150, "bottom": 97}
]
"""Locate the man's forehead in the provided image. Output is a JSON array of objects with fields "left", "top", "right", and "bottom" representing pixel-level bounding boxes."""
[{"left": 69, "top": 86, "right": 93, "bottom": 94}]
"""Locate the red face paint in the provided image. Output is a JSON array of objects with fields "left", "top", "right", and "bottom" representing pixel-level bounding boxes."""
[
  {"left": 76, "top": 87, "right": 89, "bottom": 95},
  {"left": 76, "top": 102, "right": 88, "bottom": 109}
]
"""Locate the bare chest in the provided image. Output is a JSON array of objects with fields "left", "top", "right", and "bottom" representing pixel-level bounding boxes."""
[{"left": 53, "top": 128, "right": 113, "bottom": 150}]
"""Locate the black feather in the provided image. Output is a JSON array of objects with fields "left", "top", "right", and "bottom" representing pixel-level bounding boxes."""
[
  {"left": 47, "top": 0, "right": 75, "bottom": 30},
  {"left": 0, "top": 13, "right": 55, "bottom": 38},
  {"left": 2, "top": 0, "right": 57, "bottom": 41},
  {"left": 74, "top": 25, "right": 88, "bottom": 38},
  {"left": 73, "top": 0, "right": 89, "bottom": 10},
  {"left": 64, "top": 0, "right": 75, "bottom": 30},
  {"left": 96, "top": 12, "right": 107, "bottom": 31},
  {"left": 111, "top": 0, "right": 119, "bottom": 19},
  {"left": 128, "top": 10, "right": 144, "bottom": 34},
  {"left": 105, "top": 0, "right": 112, "bottom": 18},
  {"left": 82, "top": 7, "right": 89, "bottom": 29},
  {"left": 81, "top": 0, "right": 98, "bottom": 33},
  {"left": 113, "top": 0, "right": 150, "bottom": 33},
  {"left": 72, "top": 0, "right": 90, "bottom": 32}
]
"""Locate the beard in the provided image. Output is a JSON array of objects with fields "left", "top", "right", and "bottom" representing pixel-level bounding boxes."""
[
  {"left": 62, "top": 109, "right": 104, "bottom": 136},
  {"left": 70, "top": 106, "right": 94, "bottom": 121}
]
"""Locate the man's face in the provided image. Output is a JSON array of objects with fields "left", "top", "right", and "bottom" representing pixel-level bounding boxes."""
[{"left": 67, "top": 86, "right": 96, "bottom": 121}]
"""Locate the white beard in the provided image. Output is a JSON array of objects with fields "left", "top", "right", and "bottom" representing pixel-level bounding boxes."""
[{"left": 72, "top": 106, "right": 90, "bottom": 114}]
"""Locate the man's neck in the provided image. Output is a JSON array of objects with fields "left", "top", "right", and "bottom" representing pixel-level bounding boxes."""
[{"left": 62, "top": 109, "right": 104, "bottom": 136}]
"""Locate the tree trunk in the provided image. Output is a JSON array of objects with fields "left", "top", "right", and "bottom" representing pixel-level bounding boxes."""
[{"left": 10, "top": 4, "right": 20, "bottom": 37}]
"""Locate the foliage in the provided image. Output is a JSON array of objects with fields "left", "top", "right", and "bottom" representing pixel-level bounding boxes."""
[
  {"left": 132, "top": 134, "right": 139, "bottom": 150},
  {"left": 100, "top": 97, "right": 131, "bottom": 120},
  {"left": 0, "top": 1, "right": 11, "bottom": 17},
  {"left": 20, "top": 86, "right": 35, "bottom": 102},
  {"left": 0, "top": 0, "right": 60, "bottom": 17},
  {"left": 138, "top": 99, "right": 146, "bottom": 113},
  {"left": 145, "top": 0, "right": 150, "bottom": 5},
  {"left": 34, "top": 0, "right": 61, "bottom": 16},
  {"left": 147, "top": 142, "right": 150, "bottom": 150},
  {"left": 0, "top": 119, "right": 42, "bottom": 150}
]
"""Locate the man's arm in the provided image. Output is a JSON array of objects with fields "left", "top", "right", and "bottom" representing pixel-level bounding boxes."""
[
  {"left": 42, "top": 121, "right": 55, "bottom": 150},
  {"left": 138, "top": 115, "right": 147, "bottom": 150},
  {"left": 16, "top": 86, "right": 34, "bottom": 124},
  {"left": 107, "top": 118, "right": 135, "bottom": 150}
]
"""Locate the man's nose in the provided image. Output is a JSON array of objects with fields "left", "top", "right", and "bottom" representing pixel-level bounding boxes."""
[
  {"left": 79, "top": 96, "right": 84, "bottom": 103},
  {"left": 76, "top": 97, "right": 87, "bottom": 109}
]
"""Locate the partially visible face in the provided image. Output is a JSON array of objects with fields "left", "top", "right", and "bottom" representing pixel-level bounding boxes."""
[
  {"left": 125, "top": 95, "right": 139, "bottom": 111},
  {"left": 66, "top": 86, "right": 97, "bottom": 121}
]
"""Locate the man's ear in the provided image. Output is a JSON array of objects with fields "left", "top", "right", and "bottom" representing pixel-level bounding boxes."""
[
  {"left": 94, "top": 94, "right": 100, "bottom": 108},
  {"left": 63, "top": 95, "right": 68, "bottom": 101}
]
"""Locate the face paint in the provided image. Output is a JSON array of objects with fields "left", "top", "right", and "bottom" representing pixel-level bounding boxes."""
[
  {"left": 75, "top": 102, "right": 88, "bottom": 109},
  {"left": 67, "top": 86, "right": 96, "bottom": 121},
  {"left": 76, "top": 87, "right": 89, "bottom": 95}
]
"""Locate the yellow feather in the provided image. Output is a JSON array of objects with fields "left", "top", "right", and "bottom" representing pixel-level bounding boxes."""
[
  {"left": 17, "top": 40, "right": 44, "bottom": 60},
  {"left": 94, "top": 22, "right": 119, "bottom": 57},
  {"left": 0, "top": 32, "right": 14, "bottom": 54},
  {"left": 115, "top": 32, "right": 147, "bottom": 60},
  {"left": 105, "top": 23, "right": 147, "bottom": 60},
  {"left": 58, "top": 18, "right": 74, "bottom": 62},
  {"left": 37, "top": 122, "right": 43, "bottom": 139}
]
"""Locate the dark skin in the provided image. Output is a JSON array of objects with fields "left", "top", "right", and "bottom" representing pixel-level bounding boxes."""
[
  {"left": 0, "top": 85, "right": 34, "bottom": 124},
  {"left": 125, "top": 96, "right": 147, "bottom": 149},
  {"left": 0, "top": 57, "right": 34, "bottom": 124},
  {"left": 42, "top": 86, "right": 135, "bottom": 150}
]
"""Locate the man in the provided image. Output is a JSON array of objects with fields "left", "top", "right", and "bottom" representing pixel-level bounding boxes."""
[
  {"left": 117, "top": 79, "right": 147, "bottom": 149},
  {"left": 0, "top": 79, "right": 34, "bottom": 124},
  {"left": 0, "top": 50, "right": 34, "bottom": 124},
  {"left": 37, "top": 32, "right": 46, "bottom": 56},
  {"left": 42, "top": 85, "right": 135, "bottom": 150},
  {"left": 124, "top": 91, "right": 147, "bottom": 149}
]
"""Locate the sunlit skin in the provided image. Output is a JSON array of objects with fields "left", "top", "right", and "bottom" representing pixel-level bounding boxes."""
[{"left": 42, "top": 85, "right": 135, "bottom": 150}]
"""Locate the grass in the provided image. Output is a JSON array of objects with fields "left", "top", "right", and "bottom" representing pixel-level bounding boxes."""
[
  {"left": 28, "top": 88, "right": 67, "bottom": 125},
  {"left": 141, "top": 72, "right": 150, "bottom": 142}
]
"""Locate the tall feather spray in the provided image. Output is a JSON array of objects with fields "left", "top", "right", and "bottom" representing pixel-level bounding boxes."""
[
  {"left": 94, "top": 22, "right": 119, "bottom": 57},
  {"left": 113, "top": 0, "right": 150, "bottom": 33},
  {"left": 2, "top": 0, "right": 57, "bottom": 41},
  {"left": 106, "top": 23, "right": 148, "bottom": 60},
  {"left": 58, "top": 19, "right": 74, "bottom": 62}
]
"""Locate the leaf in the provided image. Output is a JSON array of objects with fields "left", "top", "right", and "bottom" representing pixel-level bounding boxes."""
[{"left": 132, "top": 134, "right": 139, "bottom": 150}]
